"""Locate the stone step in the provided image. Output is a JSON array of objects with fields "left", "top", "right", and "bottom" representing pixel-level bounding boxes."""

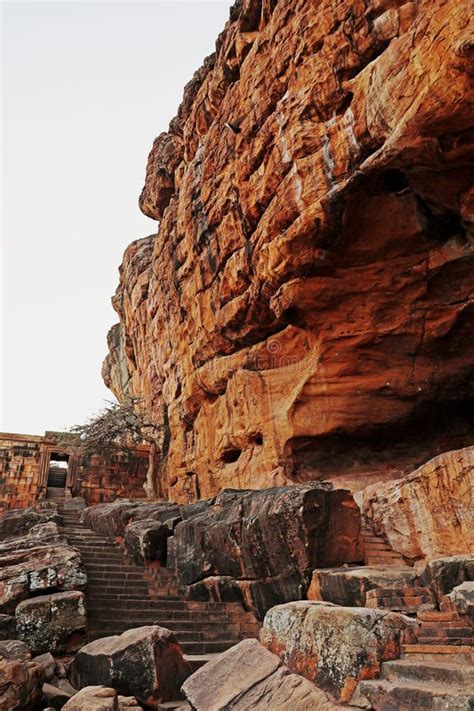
[
  {"left": 86, "top": 631, "right": 239, "bottom": 654},
  {"left": 157, "top": 702, "right": 191, "bottom": 711},
  {"left": 402, "top": 644, "right": 474, "bottom": 655},
  {"left": 87, "top": 599, "right": 197, "bottom": 610},
  {"left": 417, "top": 610, "right": 463, "bottom": 622},
  {"left": 358, "top": 678, "right": 474, "bottom": 709},
  {"left": 87, "top": 626, "right": 238, "bottom": 642},
  {"left": 87, "top": 605, "right": 231, "bottom": 620},
  {"left": 416, "top": 627, "right": 473, "bottom": 640},
  {"left": 183, "top": 653, "right": 219, "bottom": 673},
  {"left": 87, "top": 617, "right": 239, "bottom": 633},
  {"left": 382, "top": 659, "right": 474, "bottom": 686}
]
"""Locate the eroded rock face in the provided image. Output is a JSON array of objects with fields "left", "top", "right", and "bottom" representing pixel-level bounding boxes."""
[
  {"left": 103, "top": 0, "right": 474, "bottom": 503},
  {"left": 0, "top": 531, "right": 87, "bottom": 614},
  {"left": 420, "top": 554, "right": 474, "bottom": 605},
  {"left": 168, "top": 484, "right": 362, "bottom": 619},
  {"left": 260, "top": 601, "right": 417, "bottom": 702},
  {"left": 0, "top": 505, "right": 60, "bottom": 541},
  {"left": 0, "top": 640, "right": 44, "bottom": 711},
  {"left": 363, "top": 447, "right": 474, "bottom": 562},
  {"left": 82, "top": 500, "right": 180, "bottom": 538},
  {"left": 124, "top": 518, "right": 175, "bottom": 565},
  {"left": 182, "top": 637, "right": 343, "bottom": 710},
  {"left": 15, "top": 591, "right": 87, "bottom": 654},
  {"left": 70, "top": 626, "right": 191, "bottom": 708},
  {"left": 307, "top": 566, "right": 417, "bottom": 607}
]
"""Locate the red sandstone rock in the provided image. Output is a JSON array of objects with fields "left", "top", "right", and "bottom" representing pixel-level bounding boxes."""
[
  {"left": 260, "top": 601, "right": 417, "bottom": 703},
  {"left": 0, "top": 534, "right": 86, "bottom": 613},
  {"left": 307, "top": 566, "right": 418, "bottom": 607},
  {"left": 181, "top": 637, "right": 343, "bottom": 710},
  {"left": 70, "top": 626, "right": 191, "bottom": 709},
  {"left": 62, "top": 686, "right": 141, "bottom": 711},
  {"left": 168, "top": 484, "right": 362, "bottom": 619},
  {"left": 0, "top": 640, "right": 44, "bottom": 711},
  {"left": 103, "top": 0, "right": 474, "bottom": 503},
  {"left": 363, "top": 447, "right": 474, "bottom": 561}
]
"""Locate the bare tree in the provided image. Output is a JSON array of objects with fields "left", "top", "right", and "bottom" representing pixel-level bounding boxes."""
[{"left": 59, "top": 397, "right": 165, "bottom": 499}]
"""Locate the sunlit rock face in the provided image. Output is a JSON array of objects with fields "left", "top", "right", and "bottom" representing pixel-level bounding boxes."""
[{"left": 103, "top": 0, "right": 474, "bottom": 503}]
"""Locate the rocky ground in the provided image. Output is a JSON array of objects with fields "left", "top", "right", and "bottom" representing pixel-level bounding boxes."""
[{"left": 0, "top": 448, "right": 472, "bottom": 710}]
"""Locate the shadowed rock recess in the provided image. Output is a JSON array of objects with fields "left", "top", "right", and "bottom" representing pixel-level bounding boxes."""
[{"left": 103, "top": 0, "right": 474, "bottom": 503}]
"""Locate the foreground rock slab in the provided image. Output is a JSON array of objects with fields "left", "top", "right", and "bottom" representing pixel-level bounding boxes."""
[
  {"left": 260, "top": 601, "right": 417, "bottom": 703},
  {"left": 70, "top": 626, "right": 191, "bottom": 709},
  {"left": 181, "top": 638, "right": 343, "bottom": 710},
  {"left": 62, "top": 686, "right": 140, "bottom": 711},
  {"left": 15, "top": 590, "right": 86, "bottom": 654},
  {"left": 0, "top": 639, "right": 44, "bottom": 711},
  {"left": 169, "top": 484, "right": 362, "bottom": 619}
]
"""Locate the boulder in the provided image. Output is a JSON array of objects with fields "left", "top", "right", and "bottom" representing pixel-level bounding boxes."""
[
  {"left": 15, "top": 591, "right": 86, "bottom": 654},
  {"left": 0, "top": 613, "right": 15, "bottom": 640},
  {"left": 62, "top": 686, "right": 117, "bottom": 711},
  {"left": 124, "top": 518, "right": 175, "bottom": 565},
  {"left": 0, "top": 639, "right": 44, "bottom": 711},
  {"left": 444, "top": 582, "right": 474, "bottom": 617},
  {"left": 32, "top": 652, "right": 56, "bottom": 680},
  {"left": 364, "top": 447, "right": 474, "bottom": 561},
  {"left": 169, "top": 485, "right": 362, "bottom": 619},
  {"left": 0, "top": 506, "right": 60, "bottom": 541},
  {"left": 70, "top": 625, "right": 191, "bottom": 708},
  {"left": 62, "top": 687, "right": 141, "bottom": 711},
  {"left": 181, "top": 638, "right": 343, "bottom": 710},
  {"left": 0, "top": 539, "right": 86, "bottom": 613},
  {"left": 82, "top": 500, "right": 180, "bottom": 538},
  {"left": 307, "top": 566, "right": 417, "bottom": 607},
  {"left": 260, "top": 601, "right": 417, "bottom": 703},
  {"left": 42, "top": 682, "right": 72, "bottom": 710},
  {"left": 420, "top": 554, "right": 474, "bottom": 604}
]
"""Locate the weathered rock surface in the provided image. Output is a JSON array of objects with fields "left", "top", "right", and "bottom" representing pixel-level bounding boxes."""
[
  {"left": 420, "top": 554, "right": 474, "bottom": 605},
  {"left": 169, "top": 484, "right": 362, "bottom": 619},
  {"left": 103, "top": 0, "right": 474, "bottom": 503},
  {"left": 70, "top": 626, "right": 191, "bottom": 708},
  {"left": 62, "top": 686, "right": 140, "bottom": 711},
  {"left": 307, "top": 566, "right": 417, "bottom": 607},
  {"left": 42, "top": 682, "right": 72, "bottom": 710},
  {"left": 445, "top": 582, "right": 474, "bottom": 618},
  {"left": 260, "top": 601, "right": 417, "bottom": 702},
  {"left": 82, "top": 499, "right": 180, "bottom": 538},
  {"left": 364, "top": 447, "right": 474, "bottom": 561},
  {"left": 0, "top": 639, "right": 44, "bottom": 711},
  {"left": 15, "top": 591, "right": 86, "bottom": 654},
  {"left": 0, "top": 504, "right": 60, "bottom": 541},
  {"left": 181, "top": 637, "right": 343, "bottom": 710},
  {"left": 0, "top": 526, "right": 86, "bottom": 613},
  {"left": 124, "top": 518, "right": 175, "bottom": 565}
]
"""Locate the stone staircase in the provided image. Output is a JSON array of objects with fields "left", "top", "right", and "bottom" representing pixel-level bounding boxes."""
[
  {"left": 45, "top": 486, "right": 66, "bottom": 502},
  {"left": 358, "top": 579, "right": 474, "bottom": 707},
  {"left": 362, "top": 525, "right": 407, "bottom": 567},
  {"left": 58, "top": 505, "right": 260, "bottom": 658},
  {"left": 359, "top": 657, "right": 474, "bottom": 709}
]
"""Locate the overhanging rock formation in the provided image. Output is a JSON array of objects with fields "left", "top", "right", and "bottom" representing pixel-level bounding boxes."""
[{"left": 103, "top": 0, "right": 474, "bottom": 502}]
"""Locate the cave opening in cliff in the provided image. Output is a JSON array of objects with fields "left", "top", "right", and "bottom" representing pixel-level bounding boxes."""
[{"left": 286, "top": 397, "right": 474, "bottom": 489}]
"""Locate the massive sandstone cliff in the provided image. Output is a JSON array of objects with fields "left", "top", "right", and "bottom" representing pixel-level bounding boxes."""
[{"left": 103, "top": 0, "right": 474, "bottom": 503}]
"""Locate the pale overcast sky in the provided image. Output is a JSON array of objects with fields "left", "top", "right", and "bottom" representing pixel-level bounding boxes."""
[{"left": 1, "top": 1, "right": 233, "bottom": 435}]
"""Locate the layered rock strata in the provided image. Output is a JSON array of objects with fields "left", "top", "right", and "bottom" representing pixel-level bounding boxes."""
[
  {"left": 363, "top": 446, "right": 474, "bottom": 562},
  {"left": 103, "top": 0, "right": 474, "bottom": 502}
]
